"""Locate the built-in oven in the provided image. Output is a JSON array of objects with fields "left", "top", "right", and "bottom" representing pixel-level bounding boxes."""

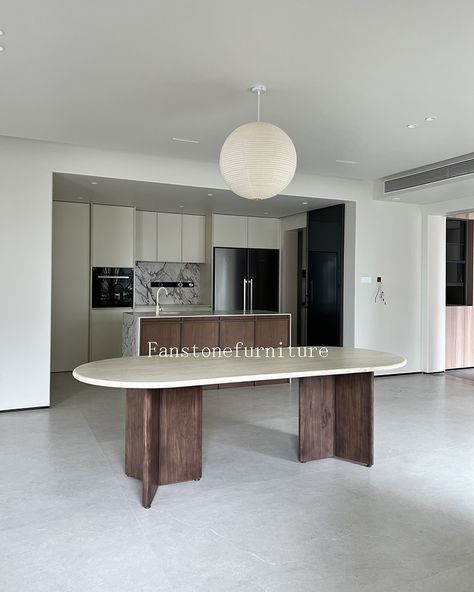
[{"left": 92, "top": 267, "right": 134, "bottom": 308}]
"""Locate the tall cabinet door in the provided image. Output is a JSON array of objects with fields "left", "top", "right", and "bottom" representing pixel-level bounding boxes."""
[
  {"left": 307, "top": 204, "right": 344, "bottom": 346},
  {"left": 51, "top": 202, "right": 91, "bottom": 372},
  {"left": 248, "top": 249, "right": 279, "bottom": 312},
  {"left": 213, "top": 248, "right": 248, "bottom": 310}
]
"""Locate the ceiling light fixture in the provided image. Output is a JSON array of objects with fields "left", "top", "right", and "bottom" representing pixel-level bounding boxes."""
[
  {"left": 336, "top": 159, "right": 357, "bottom": 165},
  {"left": 91, "top": 181, "right": 98, "bottom": 185},
  {"left": 0, "top": 46, "right": 5, "bottom": 52},
  {"left": 406, "top": 124, "right": 417, "bottom": 129},
  {"left": 0, "top": 30, "right": 5, "bottom": 36},
  {"left": 392, "top": 197, "right": 401, "bottom": 201},
  {"left": 425, "top": 116, "right": 436, "bottom": 122},
  {"left": 207, "top": 193, "right": 214, "bottom": 197},
  {"left": 302, "top": 201, "right": 308, "bottom": 205},
  {"left": 219, "top": 85, "right": 297, "bottom": 200},
  {"left": 172, "top": 137, "right": 200, "bottom": 144}
]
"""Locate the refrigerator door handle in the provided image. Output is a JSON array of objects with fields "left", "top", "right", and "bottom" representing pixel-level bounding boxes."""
[
  {"left": 243, "top": 278, "right": 248, "bottom": 313},
  {"left": 249, "top": 278, "right": 253, "bottom": 311}
]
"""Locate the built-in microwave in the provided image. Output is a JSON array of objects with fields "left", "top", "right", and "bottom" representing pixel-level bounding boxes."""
[{"left": 92, "top": 267, "right": 134, "bottom": 308}]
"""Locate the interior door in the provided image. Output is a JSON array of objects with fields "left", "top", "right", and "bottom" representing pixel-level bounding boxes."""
[
  {"left": 213, "top": 247, "right": 248, "bottom": 310},
  {"left": 248, "top": 249, "right": 279, "bottom": 312}
]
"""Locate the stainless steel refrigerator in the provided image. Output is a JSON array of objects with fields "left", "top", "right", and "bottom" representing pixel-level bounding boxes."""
[{"left": 213, "top": 247, "right": 279, "bottom": 312}]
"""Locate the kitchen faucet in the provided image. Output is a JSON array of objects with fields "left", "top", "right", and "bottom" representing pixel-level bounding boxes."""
[{"left": 155, "top": 286, "right": 169, "bottom": 315}]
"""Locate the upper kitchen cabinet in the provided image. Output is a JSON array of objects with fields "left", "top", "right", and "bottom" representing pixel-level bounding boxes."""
[
  {"left": 213, "top": 214, "right": 280, "bottom": 249},
  {"left": 135, "top": 210, "right": 157, "bottom": 261},
  {"left": 213, "top": 214, "right": 248, "bottom": 248},
  {"left": 135, "top": 211, "right": 206, "bottom": 263},
  {"left": 182, "top": 214, "right": 205, "bottom": 263},
  {"left": 247, "top": 217, "right": 280, "bottom": 249},
  {"left": 92, "top": 204, "right": 134, "bottom": 267},
  {"left": 157, "top": 212, "right": 182, "bottom": 262}
]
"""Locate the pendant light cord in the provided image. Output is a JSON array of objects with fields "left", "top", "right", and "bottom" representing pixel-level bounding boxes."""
[{"left": 257, "top": 90, "right": 261, "bottom": 122}]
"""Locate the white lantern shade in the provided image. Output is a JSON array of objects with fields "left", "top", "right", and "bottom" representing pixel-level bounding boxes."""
[{"left": 219, "top": 121, "right": 297, "bottom": 200}]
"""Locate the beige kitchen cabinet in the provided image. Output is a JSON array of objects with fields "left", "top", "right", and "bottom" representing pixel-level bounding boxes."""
[
  {"left": 136, "top": 211, "right": 206, "bottom": 263},
  {"left": 90, "top": 309, "right": 128, "bottom": 361},
  {"left": 213, "top": 214, "right": 280, "bottom": 249},
  {"left": 247, "top": 217, "right": 280, "bottom": 249},
  {"left": 157, "top": 212, "right": 182, "bottom": 262},
  {"left": 92, "top": 204, "right": 134, "bottom": 267},
  {"left": 135, "top": 211, "right": 157, "bottom": 261},
  {"left": 182, "top": 214, "right": 206, "bottom": 263},
  {"left": 213, "top": 214, "right": 248, "bottom": 248}
]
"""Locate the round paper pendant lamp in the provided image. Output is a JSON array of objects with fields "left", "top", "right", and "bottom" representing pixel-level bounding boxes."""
[{"left": 219, "top": 121, "right": 297, "bottom": 200}]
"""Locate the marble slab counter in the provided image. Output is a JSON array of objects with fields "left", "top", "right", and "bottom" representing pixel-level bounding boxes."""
[{"left": 125, "top": 309, "right": 288, "bottom": 320}]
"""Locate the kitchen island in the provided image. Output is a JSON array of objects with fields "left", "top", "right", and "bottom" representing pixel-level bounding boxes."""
[
  {"left": 123, "top": 310, "right": 291, "bottom": 388},
  {"left": 73, "top": 347, "right": 406, "bottom": 508}
]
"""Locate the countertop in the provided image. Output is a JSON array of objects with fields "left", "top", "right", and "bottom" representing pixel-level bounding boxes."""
[
  {"left": 124, "top": 309, "right": 291, "bottom": 319},
  {"left": 73, "top": 347, "right": 406, "bottom": 389}
]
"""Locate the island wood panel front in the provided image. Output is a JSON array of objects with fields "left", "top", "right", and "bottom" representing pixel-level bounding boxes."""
[
  {"left": 181, "top": 318, "right": 220, "bottom": 352},
  {"left": 137, "top": 314, "right": 290, "bottom": 389},
  {"left": 254, "top": 315, "right": 290, "bottom": 386},
  {"left": 140, "top": 318, "right": 181, "bottom": 356},
  {"left": 219, "top": 316, "right": 256, "bottom": 388}
]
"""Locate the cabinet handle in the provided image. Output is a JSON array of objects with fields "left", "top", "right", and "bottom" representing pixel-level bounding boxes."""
[
  {"left": 243, "top": 278, "right": 248, "bottom": 313},
  {"left": 249, "top": 278, "right": 253, "bottom": 311}
]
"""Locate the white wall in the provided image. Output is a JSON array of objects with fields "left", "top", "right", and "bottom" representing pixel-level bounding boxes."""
[
  {"left": 0, "top": 136, "right": 423, "bottom": 410},
  {"left": 352, "top": 200, "right": 422, "bottom": 374}
]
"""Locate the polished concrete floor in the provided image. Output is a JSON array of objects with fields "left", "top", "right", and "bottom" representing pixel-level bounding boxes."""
[{"left": 1, "top": 372, "right": 474, "bottom": 591}]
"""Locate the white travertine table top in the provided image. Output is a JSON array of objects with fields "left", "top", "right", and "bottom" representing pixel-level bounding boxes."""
[{"left": 73, "top": 347, "right": 406, "bottom": 389}]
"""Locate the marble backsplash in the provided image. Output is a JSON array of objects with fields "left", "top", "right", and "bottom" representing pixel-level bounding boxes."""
[{"left": 135, "top": 262, "right": 200, "bottom": 306}]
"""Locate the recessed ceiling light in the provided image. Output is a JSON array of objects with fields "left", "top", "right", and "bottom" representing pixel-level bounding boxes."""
[
  {"left": 90, "top": 181, "right": 98, "bottom": 185},
  {"left": 172, "top": 137, "right": 200, "bottom": 144},
  {"left": 392, "top": 197, "right": 401, "bottom": 201},
  {"left": 406, "top": 124, "right": 417, "bottom": 129},
  {"left": 77, "top": 196, "right": 84, "bottom": 200},
  {"left": 302, "top": 202, "right": 308, "bottom": 205},
  {"left": 425, "top": 116, "right": 436, "bottom": 122},
  {"left": 264, "top": 212, "right": 269, "bottom": 215},
  {"left": 336, "top": 159, "right": 358, "bottom": 165},
  {"left": 0, "top": 30, "right": 5, "bottom": 36},
  {"left": 179, "top": 205, "right": 184, "bottom": 208},
  {"left": 207, "top": 193, "right": 214, "bottom": 197},
  {"left": 0, "top": 46, "right": 5, "bottom": 52}
]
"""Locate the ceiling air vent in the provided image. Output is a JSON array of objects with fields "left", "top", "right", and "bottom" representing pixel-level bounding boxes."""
[{"left": 384, "top": 158, "right": 474, "bottom": 193}]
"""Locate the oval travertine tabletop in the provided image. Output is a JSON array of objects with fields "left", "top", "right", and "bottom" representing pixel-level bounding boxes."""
[{"left": 73, "top": 347, "right": 406, "bottom": 389}]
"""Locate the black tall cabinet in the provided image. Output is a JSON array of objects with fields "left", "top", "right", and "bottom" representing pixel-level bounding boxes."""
[{"left": 307, "top": 204, "right": 345, "bottom": 346}]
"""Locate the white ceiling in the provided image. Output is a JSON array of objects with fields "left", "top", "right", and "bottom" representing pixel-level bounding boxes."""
[
  {"left": 53, "top": 173, "right": 337, "bottom": 217},
  {"left": 3, "top": 1, "right": 474, "bottom": 183}
]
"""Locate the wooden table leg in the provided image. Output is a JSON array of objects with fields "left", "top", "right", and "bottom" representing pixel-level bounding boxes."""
[
  {"left": 299, "top": 376, "right": 336, "bottom": 462},
  {"left": 125, "top": 386, "right": 202, "bottom": 508},
  {"left": 335, "top": 372, "right": 374, "bottom": 466},
  {"left": 298, "top": 372, "right": 374, "bottom": 466}
]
